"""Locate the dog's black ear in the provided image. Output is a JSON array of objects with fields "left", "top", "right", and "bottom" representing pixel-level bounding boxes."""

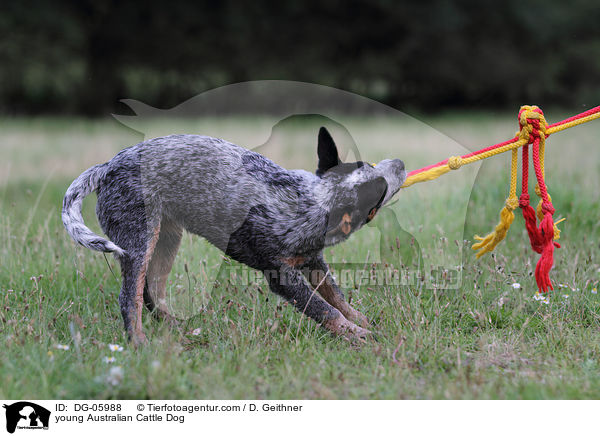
[{"left": 317, "top": 127, "right": 341, "bottom": 176}]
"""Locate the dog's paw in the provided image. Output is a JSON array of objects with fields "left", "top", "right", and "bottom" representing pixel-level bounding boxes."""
[
  {"left": 325, "top": 315, "right": 372, "bottom": 344},
  {"left": 131, "top": 332, "right": 148, "bottom": 348},
  {"left": 154, "top": 310, "right": 181, "bottom": 327},
  {"left": 350, "top": 325, "right": 374, "bottom": 344}
]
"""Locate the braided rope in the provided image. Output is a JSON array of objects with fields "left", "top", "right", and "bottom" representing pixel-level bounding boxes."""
[
  {"left": 399, "top": 104, "right": 600, "bottom": 294},
  {"left": 471, "top": 147, "right": 520, "bottom": 258},
  {"left": 402, "top": 105, "right": 600, "bottom": 188}
]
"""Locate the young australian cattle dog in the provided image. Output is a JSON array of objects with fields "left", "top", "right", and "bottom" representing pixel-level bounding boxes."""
[{"left": 62, "top": 127, "right": 406, "bottom": 344}]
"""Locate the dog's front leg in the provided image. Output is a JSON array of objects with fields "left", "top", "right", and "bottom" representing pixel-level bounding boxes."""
[
  {"left": 303, "top": 255, "right": 370, "bottom": 329},
  {"left": 265, "top": 265, "right": 371, "bottom": 341}
]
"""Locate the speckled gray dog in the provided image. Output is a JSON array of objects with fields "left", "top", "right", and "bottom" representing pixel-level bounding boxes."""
[{"left": 63, "top": 127, "right": 405, "bottom": 345}]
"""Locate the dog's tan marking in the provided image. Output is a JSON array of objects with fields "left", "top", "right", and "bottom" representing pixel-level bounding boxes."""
[
  {"left": 280, "top": 256, "right": 306, "bottom": 267},
  {"left": 367, "top": 207, "right": 378, "bottom": 222},
  {"left": 309, "top": 269, "right": 370, "bottom": 328},
  {"left": 340, "top": 213, "right": 352, "bottom": 235},
  {"left": 132, "top": 222, "right": 161, "bottom": 345}
]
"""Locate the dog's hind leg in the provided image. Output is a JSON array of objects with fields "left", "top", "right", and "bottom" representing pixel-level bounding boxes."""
[
  {"left": 96, "top": 176, "right": 162, "bottom": 345},
  {"left": 266, "top": 264, "right": 371, "bottom": 341},
  {"left": 145, "top": 217, "right": 183, "bottom": 321},
  {"left": 114, "top": 220, "right": 161, "bottom": 346},
  {"left": 304, "top": 255, "right": 370, "bottom": 329}
]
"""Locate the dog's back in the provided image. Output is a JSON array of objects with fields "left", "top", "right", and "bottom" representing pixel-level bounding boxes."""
[{"left": 95, "top": 135, "right": 325, "bottom": 261}]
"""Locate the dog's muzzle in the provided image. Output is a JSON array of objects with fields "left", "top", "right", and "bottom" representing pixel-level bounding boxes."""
[{"left": 375, "top": 159, "right": 406, "bottom": 205}]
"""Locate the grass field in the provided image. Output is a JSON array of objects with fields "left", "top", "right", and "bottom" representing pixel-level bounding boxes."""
[{"left": 1, "top": 112, "right": 600, "bottom": 399}]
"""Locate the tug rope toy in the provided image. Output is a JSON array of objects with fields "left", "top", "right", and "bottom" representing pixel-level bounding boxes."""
[{"left": 401, "top": 105, "right": 600, "bottom": 293}]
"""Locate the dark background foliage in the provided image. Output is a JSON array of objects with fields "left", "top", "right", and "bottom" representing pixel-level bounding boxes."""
[{"left": 2, "top": 0, "right": 599, "bottom": 115}]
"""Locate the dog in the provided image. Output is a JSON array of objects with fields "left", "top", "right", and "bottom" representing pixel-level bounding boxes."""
[{"left": 62, "top": 127, "right": 406, "bottom": 344}]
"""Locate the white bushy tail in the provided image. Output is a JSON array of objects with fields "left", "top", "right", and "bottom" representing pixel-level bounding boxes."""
[{"left": 62, "top": 164, "right": 124, "bottom": 256}]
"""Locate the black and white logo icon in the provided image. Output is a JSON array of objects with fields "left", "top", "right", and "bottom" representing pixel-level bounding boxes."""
[{"left": 3, "top": 402, "right": 50, "bottom": 434}]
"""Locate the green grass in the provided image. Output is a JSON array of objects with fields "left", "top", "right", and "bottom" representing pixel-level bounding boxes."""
[{"left": 1, "top": 114, "right": 600, "bottom": 399}]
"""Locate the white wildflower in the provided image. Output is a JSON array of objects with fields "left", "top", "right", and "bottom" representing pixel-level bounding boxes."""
[
  {"left": 534, "top": 293, "right": 549, "bottom": 304},
  {"left": 103, "top": 356, "right": 116, "bottom": 364},
  {"left": 108, "top": 343, "right": 123, "bottom": 352},
  {"left": 511, "top": 283, "right": 521, "bottom": 290},
  {"left": 192, "top": 328, "right": 202, "bottom": 336},
  {"left": 55, "top": 344, "right": 70, "bottom": 351}
]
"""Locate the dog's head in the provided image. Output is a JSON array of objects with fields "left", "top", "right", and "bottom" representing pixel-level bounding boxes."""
[{"left": 315, "top": 127, "right": 406, "bottom": 246}]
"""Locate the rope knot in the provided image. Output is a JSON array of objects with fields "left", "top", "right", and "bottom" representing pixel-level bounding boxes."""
[
  {"left": 541, "top": 202, "right": 555, "bottom": 215},
  {"left": 518, "top": 105, "right": 548, "bottom": 144},
  {"left": 505, "top": 196, "right": 519, "bottom": 211},
  {"left": 519, "top": 193, "right": 530, "bottom": 208},
  {"left": 447, "top": 156, "right": 463, "bottom": 170}
]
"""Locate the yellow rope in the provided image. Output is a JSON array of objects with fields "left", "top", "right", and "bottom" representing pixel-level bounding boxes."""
[
  {"left": 401, "top": 165, "right": 452, "bottom": 188},
  {"left": 401, "top": 138, "right": 527, "bottom": 188},
  {"left": 401, "top": 107, "right": 600, "bottom": 189},
  {"left": 523, "top": 107, "right": 563, "bottom": 240},
  {"left": 471, "top": 148, "right": 519, "bottom": 258},
  {"left": 546, "top": 111, "right": 600, "bottom": 134},
  {"left": 509, "top": 147, "right": 518, "bottom": 198},
  {"left": 399, "top": 104, "right": 599, "bottom": 259}
]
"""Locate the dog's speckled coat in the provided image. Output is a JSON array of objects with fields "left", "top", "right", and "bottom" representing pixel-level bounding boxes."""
[{"left": 63, "top": 128, "right": 405, "bottom": 344}]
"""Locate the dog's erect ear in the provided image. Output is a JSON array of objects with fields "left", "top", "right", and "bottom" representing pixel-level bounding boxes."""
[{"left": 317, "top": 127, "right": 341, "bottom": 176}]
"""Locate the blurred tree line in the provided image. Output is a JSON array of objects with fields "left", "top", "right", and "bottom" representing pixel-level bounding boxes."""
[{"left": 1, "top": 0, "right": 599, "bottom": 116}]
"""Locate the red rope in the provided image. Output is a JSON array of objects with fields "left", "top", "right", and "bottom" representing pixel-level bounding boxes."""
[
  {"left": 403, "top": 105, "right": 600, "bottom": 294},
  {"left": 547, "top": 105, "right": 600, "bottom": 130},
  {"left": 516, "top": 108, "right": 559, "bottom": 293},
  {"left": 406, "top": 105, "right": 600, "bottom": 178},
  {"left": 406, "top": 136, "right": 519, "bottom": 178},
  {"left": 521, "top": 142, "right": 529, "bottom": 197},
  {"left": 520, "top": 141, "right": 544, "bottom": 254}
]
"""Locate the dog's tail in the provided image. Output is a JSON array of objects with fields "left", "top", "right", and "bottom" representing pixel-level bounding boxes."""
[{"left": 62, "top": 163, "right": 125, "bottom": 256}]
